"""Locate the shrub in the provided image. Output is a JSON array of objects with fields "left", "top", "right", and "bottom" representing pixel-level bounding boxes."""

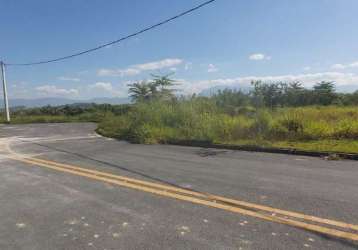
[{"left": 249, "top": 110, "right": 273, "bottom": 138}]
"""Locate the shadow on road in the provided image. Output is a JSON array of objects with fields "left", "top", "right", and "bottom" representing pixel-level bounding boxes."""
[{"left": 24, "top": 140, "right": 205, "bottom": 194}]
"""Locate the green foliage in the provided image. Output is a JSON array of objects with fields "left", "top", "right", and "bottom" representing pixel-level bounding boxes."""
[
  {"left": 249, "top": 80, "right": 352, "bottom": 107},
  {"left": 96, "top": 98, "right": 358, "bottom": 153},
  {"left": 251, "top": 80, "right": 286, "bottom": 108},
  {"left": 312, "top": 81, "right": 338, "bottom": 105},
  {"left": 0, "top": 103, "right": 132, "bottom": 124},
  {"left": 128, "top": 74, "right": 177, "bottom": 102},
  {"left": 209, "top": 80, "right": 342, "bottom": 109},
  {"left": 127, "top": 81, "right": 151, "bottom": 102},
  {"left": 212, "top": 89, "right": 250, "bottom": 115}
]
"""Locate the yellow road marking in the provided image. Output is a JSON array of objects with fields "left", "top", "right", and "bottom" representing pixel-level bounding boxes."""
[
  {"left": 7, "top": 155, "right": 358, "bottom": 242},
  {"left": 26, "top": 156, "right": 358, "bottom": 232}
]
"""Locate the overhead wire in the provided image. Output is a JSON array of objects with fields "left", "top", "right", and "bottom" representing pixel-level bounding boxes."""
[{"left": 5, "top": 0, "right": 216, "bottom": 66}]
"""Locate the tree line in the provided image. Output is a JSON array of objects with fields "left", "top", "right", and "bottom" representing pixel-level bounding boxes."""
[
  {"left": 248, "top": 80, "right": 358, "bottom": 107},
  {"left": 4, "top": 76, "right": 358, "bottom": 118},
  {"left": 9, "top": 103, "right": 131, "bottom": 117},
  {"left": 128, "top": 76, "right": 358, "bottom": 108}
]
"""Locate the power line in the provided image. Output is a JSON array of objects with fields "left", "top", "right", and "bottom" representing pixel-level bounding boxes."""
[{"left": 5, "top": 0, "right": 216, "bottom": 66}]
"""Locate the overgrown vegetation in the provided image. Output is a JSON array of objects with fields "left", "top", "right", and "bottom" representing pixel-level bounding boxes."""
[
  {"left": 96, "top": 99, "right": 358, "bottom": 152},
  {"left": 96, "top": 77, "right": 358, "bottom": 153},
  {"left": 1, "top": 76, "right": 358, "bottom": 154},
  {"left": 0, "top": 103, "right": 131, "bottom": 124}
]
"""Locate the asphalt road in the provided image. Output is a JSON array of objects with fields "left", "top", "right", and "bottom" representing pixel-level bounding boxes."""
[{"left": 0, "top": 123, "right": 357, "bottom": 250}]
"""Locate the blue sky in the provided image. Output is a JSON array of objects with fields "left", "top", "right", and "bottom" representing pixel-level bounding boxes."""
[{"left": 1, "top": 0, "right": 358, "bottom": 99}]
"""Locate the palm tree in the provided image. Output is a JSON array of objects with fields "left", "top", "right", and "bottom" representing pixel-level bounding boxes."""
[
  {"left": 128, "top": 81, "right": 151, "bottom": 102},
  {"left": 151, "top": 74, "right": 176, "bottom": 90},
  {"left": 289, "top": 81, "right": 303, "bottom": 90},
  {"left": 128, "top": 74, "right": 178, "bottom": 103},
  {"left": 151, "top": 74, "right": 177, "bottom": 100}
]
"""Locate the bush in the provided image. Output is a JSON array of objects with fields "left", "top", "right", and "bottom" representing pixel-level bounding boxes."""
[{"left": 249, "top": 110, "right": 273, "bottom": 138}]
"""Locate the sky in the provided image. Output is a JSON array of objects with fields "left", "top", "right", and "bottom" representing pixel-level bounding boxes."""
[{"left": 1, "top": 0, "right": 358, "bottom": 99}]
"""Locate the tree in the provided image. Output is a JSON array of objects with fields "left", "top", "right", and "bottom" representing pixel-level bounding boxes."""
[
  {"left": 128, "top": 81, "right": 151, "bottom": 102},
  {"left": 151, "top": 74, "right": 176, "bottom": 89},
  {"left": 285, "top": 81, "right": 307, "bottom": 106},
  {"left": 128, "top": 74, "right": 177, "bottom": 103},
  {"left": 212, "top": 89, "right": 250, "bottom": 115},
  {"left": 339, "top": 90, "right": 358, "bottom": 105},
  {"left": 150, "top": 74, "right": 177, "bottom": 100},
  {"left": 313, "top": 81, "right": 337, "bottom": 105},
  {"left": 289, "top": 81, "right": 303, "bottom": 90},
  {"left": 250, "top": 80, "right": 286, "bottom": 109}
]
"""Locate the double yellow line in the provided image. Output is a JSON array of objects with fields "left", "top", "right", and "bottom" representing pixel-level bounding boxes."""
[{"left": 8, "top": 155, "right": 358, "bottom": 242}]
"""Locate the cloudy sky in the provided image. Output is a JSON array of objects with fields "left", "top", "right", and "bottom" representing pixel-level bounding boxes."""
[{"left": 1, "top": 0, "right": 358, "bottom": 99}]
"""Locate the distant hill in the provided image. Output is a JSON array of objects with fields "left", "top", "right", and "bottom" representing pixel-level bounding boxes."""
[{"left": 0, "top": 97, "right": 130, "bottom": 108}]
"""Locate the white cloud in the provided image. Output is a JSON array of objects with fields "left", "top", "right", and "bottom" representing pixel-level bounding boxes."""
[
  {"left": 135, "top": 58, "right": 183, "bottom": 71},
  {"left": 331, "top": 64, "right": 346, "bottom": 70},
  {"left": 36, "top": 85, "right": 79, "bottom": 96},
  {"left": 180, "top": 72, "right": 358, "bottom": 94},
  {"left": 249, "top": 53, "right": 271, "bottom": 61},
  {"left": 88, "top": 82, "right": 125, "bottom": 97},
  {"left": 58, "top": 76, "right": 81, "bottom": 82},
  {"left": 331, "top": 61, "right": 358, "bottom": 70},
  {"left": 97, "top": 68, "right": 140, "bottom": 77},
  {"left": 184, "top": 62, "right": 193, "bottom": 71},
  {"left": 207, "top": 64, "right": 218, "bottom": 73},
  {"left": 303, "top": 66, "right": 311, "bottom": 71},
  {"left": 90, "top": 82, "right": 113, "bottom": 91},
  {"left": 98, "top": 58, "right": 183, "bottom": 77}
]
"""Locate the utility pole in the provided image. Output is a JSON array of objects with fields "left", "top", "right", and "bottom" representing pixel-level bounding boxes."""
[{"left": 1, "top": 61, "right": 10, "bottom": 122}]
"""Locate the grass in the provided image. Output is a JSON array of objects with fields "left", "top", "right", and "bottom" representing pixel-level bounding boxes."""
[
  {"left": 2, "top": 101, "right": 358, "bottom": 154},
  {"left": 96, "top": 101, "right": 358, "bottom": 154},
  {"left": 272, "top": 140, "right": 358, "bottom": 153},
  {"left": 0, "top": 112, "right": 106, "bottom": 124},
  {"left": 224, "top": 139, "right": 358, "bottom": 154}
]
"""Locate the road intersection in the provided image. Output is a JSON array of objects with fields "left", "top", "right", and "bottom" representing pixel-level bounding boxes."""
[{"left": 0, "top": 123, "right": 357, "bottom": 249}]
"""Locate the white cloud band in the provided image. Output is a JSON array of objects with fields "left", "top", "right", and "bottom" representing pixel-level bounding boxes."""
[
  {"left": 249, "top": 53, "right": 271, "bottom": 61},
  {"left": 98, "top": 58, "right": 183, "bottom": 77},
  {"left": 331, "top": 61, "right": 358, "bottom": 70},
  {"left": 181, "top": 72, "right": 358, "bottom": 94},
  {"left": 36, "top": 85, "right": 79, "bottom": 96}
]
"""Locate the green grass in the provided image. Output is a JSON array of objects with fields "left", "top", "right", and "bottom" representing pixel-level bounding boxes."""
[
  {"left": 272, "top": 140, "right": 358, "bottom": 153},
  {"left": 96, "top": 101, "right": 358, "bottom": 154},
  {"left": 223, "top": 139, "right": 358, "bottom": 154},
  {"left": 0, "top": 112, "right": 107, "bottom": 124},
  {"left": 0, "top": 115, "right": 77, "bottom": 124}
]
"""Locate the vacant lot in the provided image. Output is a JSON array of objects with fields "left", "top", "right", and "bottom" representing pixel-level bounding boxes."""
[{"left": 97, "top": 102, "right": 358, "bottom": 154}]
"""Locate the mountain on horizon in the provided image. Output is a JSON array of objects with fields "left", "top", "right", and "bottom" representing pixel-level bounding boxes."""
[{"left": 0, "top": 97, "right": 130, "bottom": 108}]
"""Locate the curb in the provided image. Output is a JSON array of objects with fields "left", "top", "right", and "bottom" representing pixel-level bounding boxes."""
[{"left": 165, "top": 140, "right": 358, "bottom": 160}]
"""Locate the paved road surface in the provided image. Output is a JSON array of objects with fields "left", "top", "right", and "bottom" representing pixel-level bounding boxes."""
[{"left": 0, "top": 123, "right": 357, "bottom": 250}]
